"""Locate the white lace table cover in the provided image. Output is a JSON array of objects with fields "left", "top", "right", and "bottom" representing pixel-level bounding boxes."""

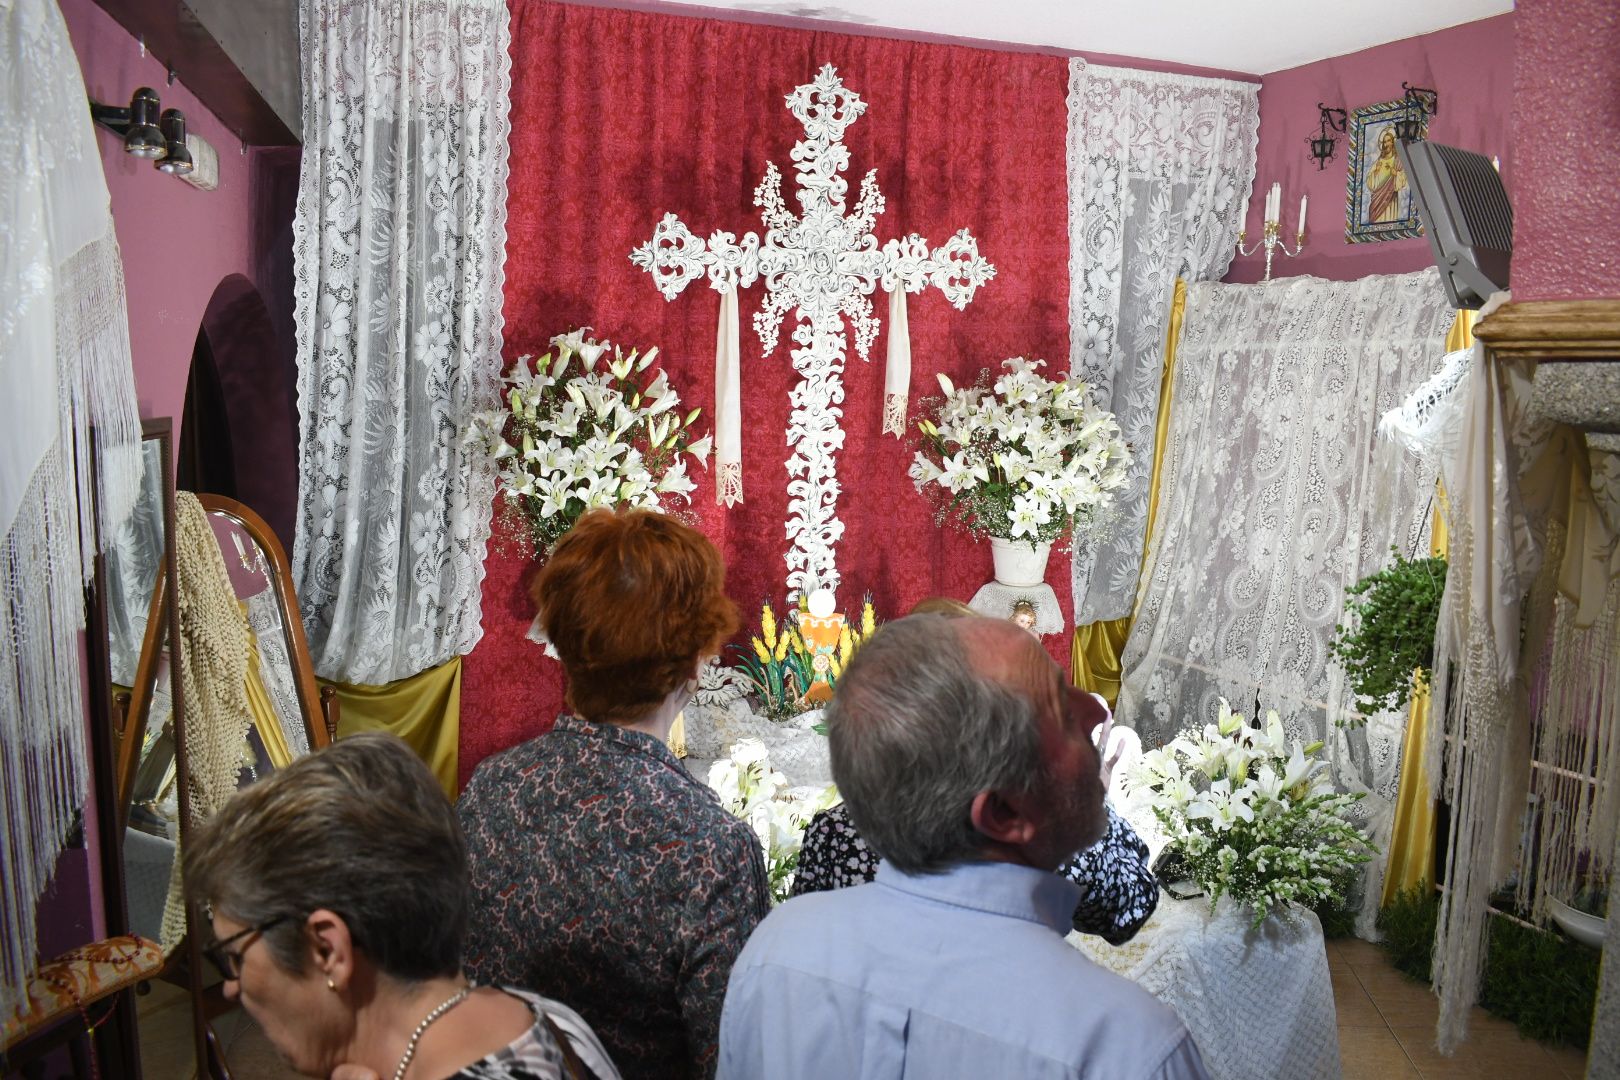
[
  {"left": 682, "top": 698, "right": 832, "bottom": 789},
  {"left": 1069, "top": 895, "right": 1341, "bottom": 1080}
]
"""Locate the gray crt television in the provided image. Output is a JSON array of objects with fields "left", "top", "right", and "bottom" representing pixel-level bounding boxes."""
[{"left": 1396, "top": 139, "right": 1514, "bottom": 310}]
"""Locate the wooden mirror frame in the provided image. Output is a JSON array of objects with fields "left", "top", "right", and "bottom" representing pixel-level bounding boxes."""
[{"left": 196, "top": 493, "right": 338, "bottom": 748}]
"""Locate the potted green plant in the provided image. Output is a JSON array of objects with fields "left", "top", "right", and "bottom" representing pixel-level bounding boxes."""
[{"left": 1329, "top": 547, "right": 1448, "bottom": 721}]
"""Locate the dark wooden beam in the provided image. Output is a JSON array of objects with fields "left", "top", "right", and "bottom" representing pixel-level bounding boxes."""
[{"left": 91, "top": 0, "right": 298, "bottom": 146}]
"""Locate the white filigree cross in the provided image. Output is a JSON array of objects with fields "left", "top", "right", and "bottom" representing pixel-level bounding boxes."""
[{"left": 631, "top": 64, "right": 994, "bottom": 598}]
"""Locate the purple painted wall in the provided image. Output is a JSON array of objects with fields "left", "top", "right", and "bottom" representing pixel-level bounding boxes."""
[
  {"left": 1228, "top": 14, "right": 1515, "bottom": 285},
  {"left": 1510, "top": 0, "right": 1620, "bottom": 300},
  {"left": 37, "top": 0, "right": 298, "bottom": 967}
]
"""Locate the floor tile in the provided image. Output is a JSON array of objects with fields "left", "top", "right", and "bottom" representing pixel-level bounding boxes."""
[
  {"left": 1390, "top": 1024, "right": 1559, "bottom": 1079},
  {"left": 1543, "top": 1040, "right": 1590, "bottom": 1080},
  {"left": 1332, "top": 972, "right": 1386, "bottom": 1028},
  {"left": 1337, "top": 937, "right": 1392, "bottom": 972},
  {"left": 1339, "top": 1026, "right": 1421, "bottom": 1080}
]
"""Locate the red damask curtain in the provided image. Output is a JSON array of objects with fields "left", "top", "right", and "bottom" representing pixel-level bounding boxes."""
[{"left": 463, "top": 0, "right": 1072, "bottom": 781}]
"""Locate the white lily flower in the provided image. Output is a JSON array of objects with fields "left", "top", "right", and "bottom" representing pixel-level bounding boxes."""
[
  {"left": 686, "top": 434, "right": 713, "bottom": 465},
  {"left": 936, "top": 372, "right": 955, "bottom": 396}
]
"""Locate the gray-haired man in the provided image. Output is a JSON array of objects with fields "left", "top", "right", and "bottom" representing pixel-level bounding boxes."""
[{"left": 718, "top": 614, "right": 1208, "bottom": 1080}]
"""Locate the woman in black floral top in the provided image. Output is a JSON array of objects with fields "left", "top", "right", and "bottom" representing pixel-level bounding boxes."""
[
  {"left": 459, "top": 510, "right": 767, "bottom": 1080},
  {"left": 790, "top": 800, "right": 1158, "bottom": 944}
]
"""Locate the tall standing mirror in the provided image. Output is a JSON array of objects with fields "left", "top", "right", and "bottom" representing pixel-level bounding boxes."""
[{"left": 100, "top": 421, "right": 336, "bottom": 1079}]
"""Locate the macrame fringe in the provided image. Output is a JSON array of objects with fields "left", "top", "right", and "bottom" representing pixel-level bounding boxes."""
[{"left": 1, "top": 228, "right": 140, "bottom": 1012}]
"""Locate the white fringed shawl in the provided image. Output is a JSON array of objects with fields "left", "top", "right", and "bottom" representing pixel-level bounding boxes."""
[{"left": 1, "top": 0, "right": 141, "bottom": 1008}]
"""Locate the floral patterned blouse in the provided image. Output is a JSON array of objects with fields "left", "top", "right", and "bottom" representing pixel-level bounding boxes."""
[
  {"left": 789, "top": 801, "right": 1158, "bottom": 945},
  {"left": 458, "top": 716, "right": 771, "bottom": 1080}
]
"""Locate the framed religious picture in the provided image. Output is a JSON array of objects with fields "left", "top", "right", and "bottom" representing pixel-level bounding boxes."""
[{"left": 1344, "top": 98, "right": 1426, "bottom": 243}]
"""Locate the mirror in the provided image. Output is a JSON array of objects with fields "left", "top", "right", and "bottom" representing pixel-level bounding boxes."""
[{"left": 101, "top": 429, "right": 338, "bottom": 1079}]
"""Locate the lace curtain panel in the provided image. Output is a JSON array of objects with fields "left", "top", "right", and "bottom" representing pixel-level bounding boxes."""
[
  {"left": 1066, "top": 61, "right": 1259, "bottom": 624},
  {"left": 292, "top": 0, "right": 512, "bottom": 684},
  {"left": 1119, "top": 270, "right": 1455, "bottom": 927},
  {"left": 1, "top": 0, "right": 142, "bottom": 1008}
]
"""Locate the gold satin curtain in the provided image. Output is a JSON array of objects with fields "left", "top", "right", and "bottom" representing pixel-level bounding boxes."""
[
  {"left": 321, "top": 656, "right": 464, "bottom": 799},
  {"left": 1072, "top": 280, "right": 1187, "bottom": 706},
  {"left": 1380, "top": 309, "right": 1474, "bottom": 904}
]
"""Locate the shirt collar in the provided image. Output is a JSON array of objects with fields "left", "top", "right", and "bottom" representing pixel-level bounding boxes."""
[
  {"left": 874, "top": 859, "right": 1081, "bottom": 933},
  {"left": 553, "top": 713, "right": 689, "bottom": 774}
]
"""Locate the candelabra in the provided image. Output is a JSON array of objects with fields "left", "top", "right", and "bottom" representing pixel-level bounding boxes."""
[{"left": 1237, "top": 182, "right": 1307, "bottom": 281}]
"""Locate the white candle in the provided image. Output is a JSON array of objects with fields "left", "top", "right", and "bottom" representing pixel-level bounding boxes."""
[
  {"left": 1242, "top": 189, "right": 1253, "bottom": 232},
  {"left": 1270, "top": 183, "right": 1281, "bottom": 225},
  {"left": 1298, "top": 194, "right": 1308, "bottom": 236}
]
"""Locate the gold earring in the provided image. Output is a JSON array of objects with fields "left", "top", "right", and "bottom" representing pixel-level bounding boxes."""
[{"left": 327, "top": 978, "right": 337, "bottom": 992}]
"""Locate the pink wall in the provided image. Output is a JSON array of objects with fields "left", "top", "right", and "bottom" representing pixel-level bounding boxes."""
[
  {"left": 1228, "top": 14, "right": 1515, "bottom": 285},
  {"left": 1510, "top": 0, "right": 1620, "bottom": 300},
  {"left": 62, "top": 0, "right": 258, "bottom": 425}
]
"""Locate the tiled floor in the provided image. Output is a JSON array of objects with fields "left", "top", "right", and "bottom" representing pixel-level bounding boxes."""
[
  {"left": 1330, "top": 936, "right": 1589, "bottom": 1080},
  {"left": 133, "top": 938, "right": 1591, "bottom": 1078}
]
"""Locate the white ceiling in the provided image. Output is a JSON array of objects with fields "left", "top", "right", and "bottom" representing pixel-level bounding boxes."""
[{"left": 662, "top": 0, "right": 1512, "bottom": 75}]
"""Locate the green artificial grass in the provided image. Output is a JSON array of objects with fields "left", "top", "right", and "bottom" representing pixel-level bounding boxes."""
[{"left": 1375, "top": 885, "right": 1601, "bottom": 1049}]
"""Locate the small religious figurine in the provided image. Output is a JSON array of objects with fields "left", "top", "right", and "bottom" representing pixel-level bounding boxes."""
[
  {"left": 1010, "top": 598, "right": 1039, "bottom": 638},
  {"left": 798, "top": 588, "right": 845, "bottom": 703}
]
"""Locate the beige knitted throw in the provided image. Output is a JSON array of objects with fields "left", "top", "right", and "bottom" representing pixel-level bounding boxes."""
[{"left": 159, "top": 494, "right": 253, "bottom": 950}]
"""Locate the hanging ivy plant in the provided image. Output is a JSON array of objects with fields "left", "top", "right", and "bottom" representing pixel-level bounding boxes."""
[{"left": 1329, "top": 547, "right": 1448, "bottom": 722}]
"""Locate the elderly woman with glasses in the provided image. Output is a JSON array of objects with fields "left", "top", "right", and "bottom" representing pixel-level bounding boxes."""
[
  {"left": 186, "top": 732, "right": 620, "bottom": 1080},
  {"left": 457, "top": 508, "right": 769, "bottom": 1080}
]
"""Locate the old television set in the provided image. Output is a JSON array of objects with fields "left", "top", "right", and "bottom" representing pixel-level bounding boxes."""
[{"left": 1396, "top": 139, "right": 1513, "bottom": 310}]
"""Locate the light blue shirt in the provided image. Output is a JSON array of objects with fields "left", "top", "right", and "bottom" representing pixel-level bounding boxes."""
[{"left": 718, "top": 859, "right": 1208, "bottom": 1080}]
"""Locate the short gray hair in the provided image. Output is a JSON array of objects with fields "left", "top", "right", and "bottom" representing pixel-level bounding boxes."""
[
  {"left": 826, "top": 615, "right": 1045, "bottom": 873},
  {"left": 185, "top": 732, "right": 466, "bottom": 981}
]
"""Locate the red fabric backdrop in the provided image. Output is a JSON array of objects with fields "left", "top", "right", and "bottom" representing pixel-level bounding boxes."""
[{"left": 462, "top": 1, "right": 1073, "bottom": 783}]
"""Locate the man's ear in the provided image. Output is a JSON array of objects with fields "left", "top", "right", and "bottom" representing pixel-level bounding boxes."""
[
  {"left": 305, "top": 908, "right": 356, "bottom": 991},
  {"left": 969, "top": 789, "right": 1039, "bottom": 848}
]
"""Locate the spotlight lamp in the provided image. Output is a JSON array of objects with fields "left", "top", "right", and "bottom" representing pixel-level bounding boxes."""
[
  {"left": 1394, "top": 82, "right": 1439, "bottom": 143},
  {"left": 1307, "top": 104, "right": 1348, "bottom": 170},
  {"left": 157, "top": 109, "right": 194, "bottom": 174},
  {"left": 89, "top": 87, "right": 190, "bottom": 171}
]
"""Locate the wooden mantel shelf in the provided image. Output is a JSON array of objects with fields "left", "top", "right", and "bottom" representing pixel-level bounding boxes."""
[
  {"left": 1475, "top": 299, "right": 1620, "bottom": 437},
  {"left": 1473, "top": 298, "right": 1620, "bottom": 362}
]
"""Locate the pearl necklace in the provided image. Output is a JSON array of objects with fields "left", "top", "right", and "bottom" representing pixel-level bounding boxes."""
[{"left": 391, "top": 987, "right": 470, "bottom": 1080}]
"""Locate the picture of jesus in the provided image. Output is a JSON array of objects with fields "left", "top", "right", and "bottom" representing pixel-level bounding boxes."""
[
  {"left": 1346, "top": 98, "right": 1425, "bottom": 243},
  {"left": 1365, "top": 128, "right": 1408, "bottom": 224}
]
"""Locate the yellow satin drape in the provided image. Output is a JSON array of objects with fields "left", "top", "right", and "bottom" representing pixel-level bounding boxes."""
[
  {"left": 243, "top": 613, "right": 295, "bottom": 770},
  {"left": 321, "top": 656, "right": 463, "bottom": 799},
  {"left": 1072, "top": 280, "right": 1188, "bottom": 704},
  {"left": 1380, "top": 309, "right": 1475, "bottom": 904}
]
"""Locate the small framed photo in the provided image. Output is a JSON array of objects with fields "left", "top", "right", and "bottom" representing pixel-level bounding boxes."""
[{"left": 1345, "top": 98, "right": 1425, "bottom": 243}]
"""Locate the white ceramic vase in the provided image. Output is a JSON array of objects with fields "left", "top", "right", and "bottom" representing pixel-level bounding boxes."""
[{"left": 989, "top": 537, "right": 1052, "bottom": 587}]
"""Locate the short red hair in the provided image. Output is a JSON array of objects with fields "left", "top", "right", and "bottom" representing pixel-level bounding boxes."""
[{"left": 533, "top": 509, "right": 738, "bottom": 724}]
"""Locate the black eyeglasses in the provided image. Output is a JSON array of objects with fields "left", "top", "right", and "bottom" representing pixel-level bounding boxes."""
[{"left": 202, "top": 915, "right": 290, "bottom": 981}]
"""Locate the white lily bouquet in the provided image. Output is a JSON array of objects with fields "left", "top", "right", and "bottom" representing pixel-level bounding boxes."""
[
  {"left": 709, "top": 739, "right": 838, "bottom": 904},
  {"left": 1125, "top": 699, "right": 1375, "bottom": 927},
  {"left": 909, "top": 357, "right": 1131, "bottom": 543},
  {"left": 468, "top": 329, "right": 712, "bottom": 556}
]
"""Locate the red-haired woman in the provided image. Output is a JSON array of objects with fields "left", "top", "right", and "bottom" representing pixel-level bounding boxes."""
[{"left": 458, "top": 509, "right": 765, "bottom": 1080}]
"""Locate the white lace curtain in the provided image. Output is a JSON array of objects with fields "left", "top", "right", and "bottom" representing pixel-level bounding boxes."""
[
  {"left": 1119, "top": 271, "right": 1455, "bottom": 926},
  {"left": 292, "top": 0, "right": 511, "bottom": 684},
  {"left": 1067, "top": 61, "right": 1259, "bottom": 624}
]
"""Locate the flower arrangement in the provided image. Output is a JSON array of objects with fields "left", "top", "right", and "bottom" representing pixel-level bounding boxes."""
[
  {"left": 1125, "top": 699, "right": 1376, "bottom": 927},
  {"left": 467, "top": 329, "right": 711, "bottom": 556},
  {"left": 709, "top": 739, "right": 839, "bottom": 903},
  {"left": 1329, "top": 548, "right": 1448, "bottom": 719},
  {"left": 908, "top": 358, "right": 1132, "bottom": 544},
  {"left": 733, "top": 597, "right": 877, "bottom": 722}
]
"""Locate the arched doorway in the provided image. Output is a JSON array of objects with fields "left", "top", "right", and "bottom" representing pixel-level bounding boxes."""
[{"left": 177, "top": 276, "right": 299, "bottom": 548}]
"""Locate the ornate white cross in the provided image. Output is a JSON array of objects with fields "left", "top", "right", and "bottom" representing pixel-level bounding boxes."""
[{"left": 631, "top": 64, "right": 994, "bottom": 599}]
